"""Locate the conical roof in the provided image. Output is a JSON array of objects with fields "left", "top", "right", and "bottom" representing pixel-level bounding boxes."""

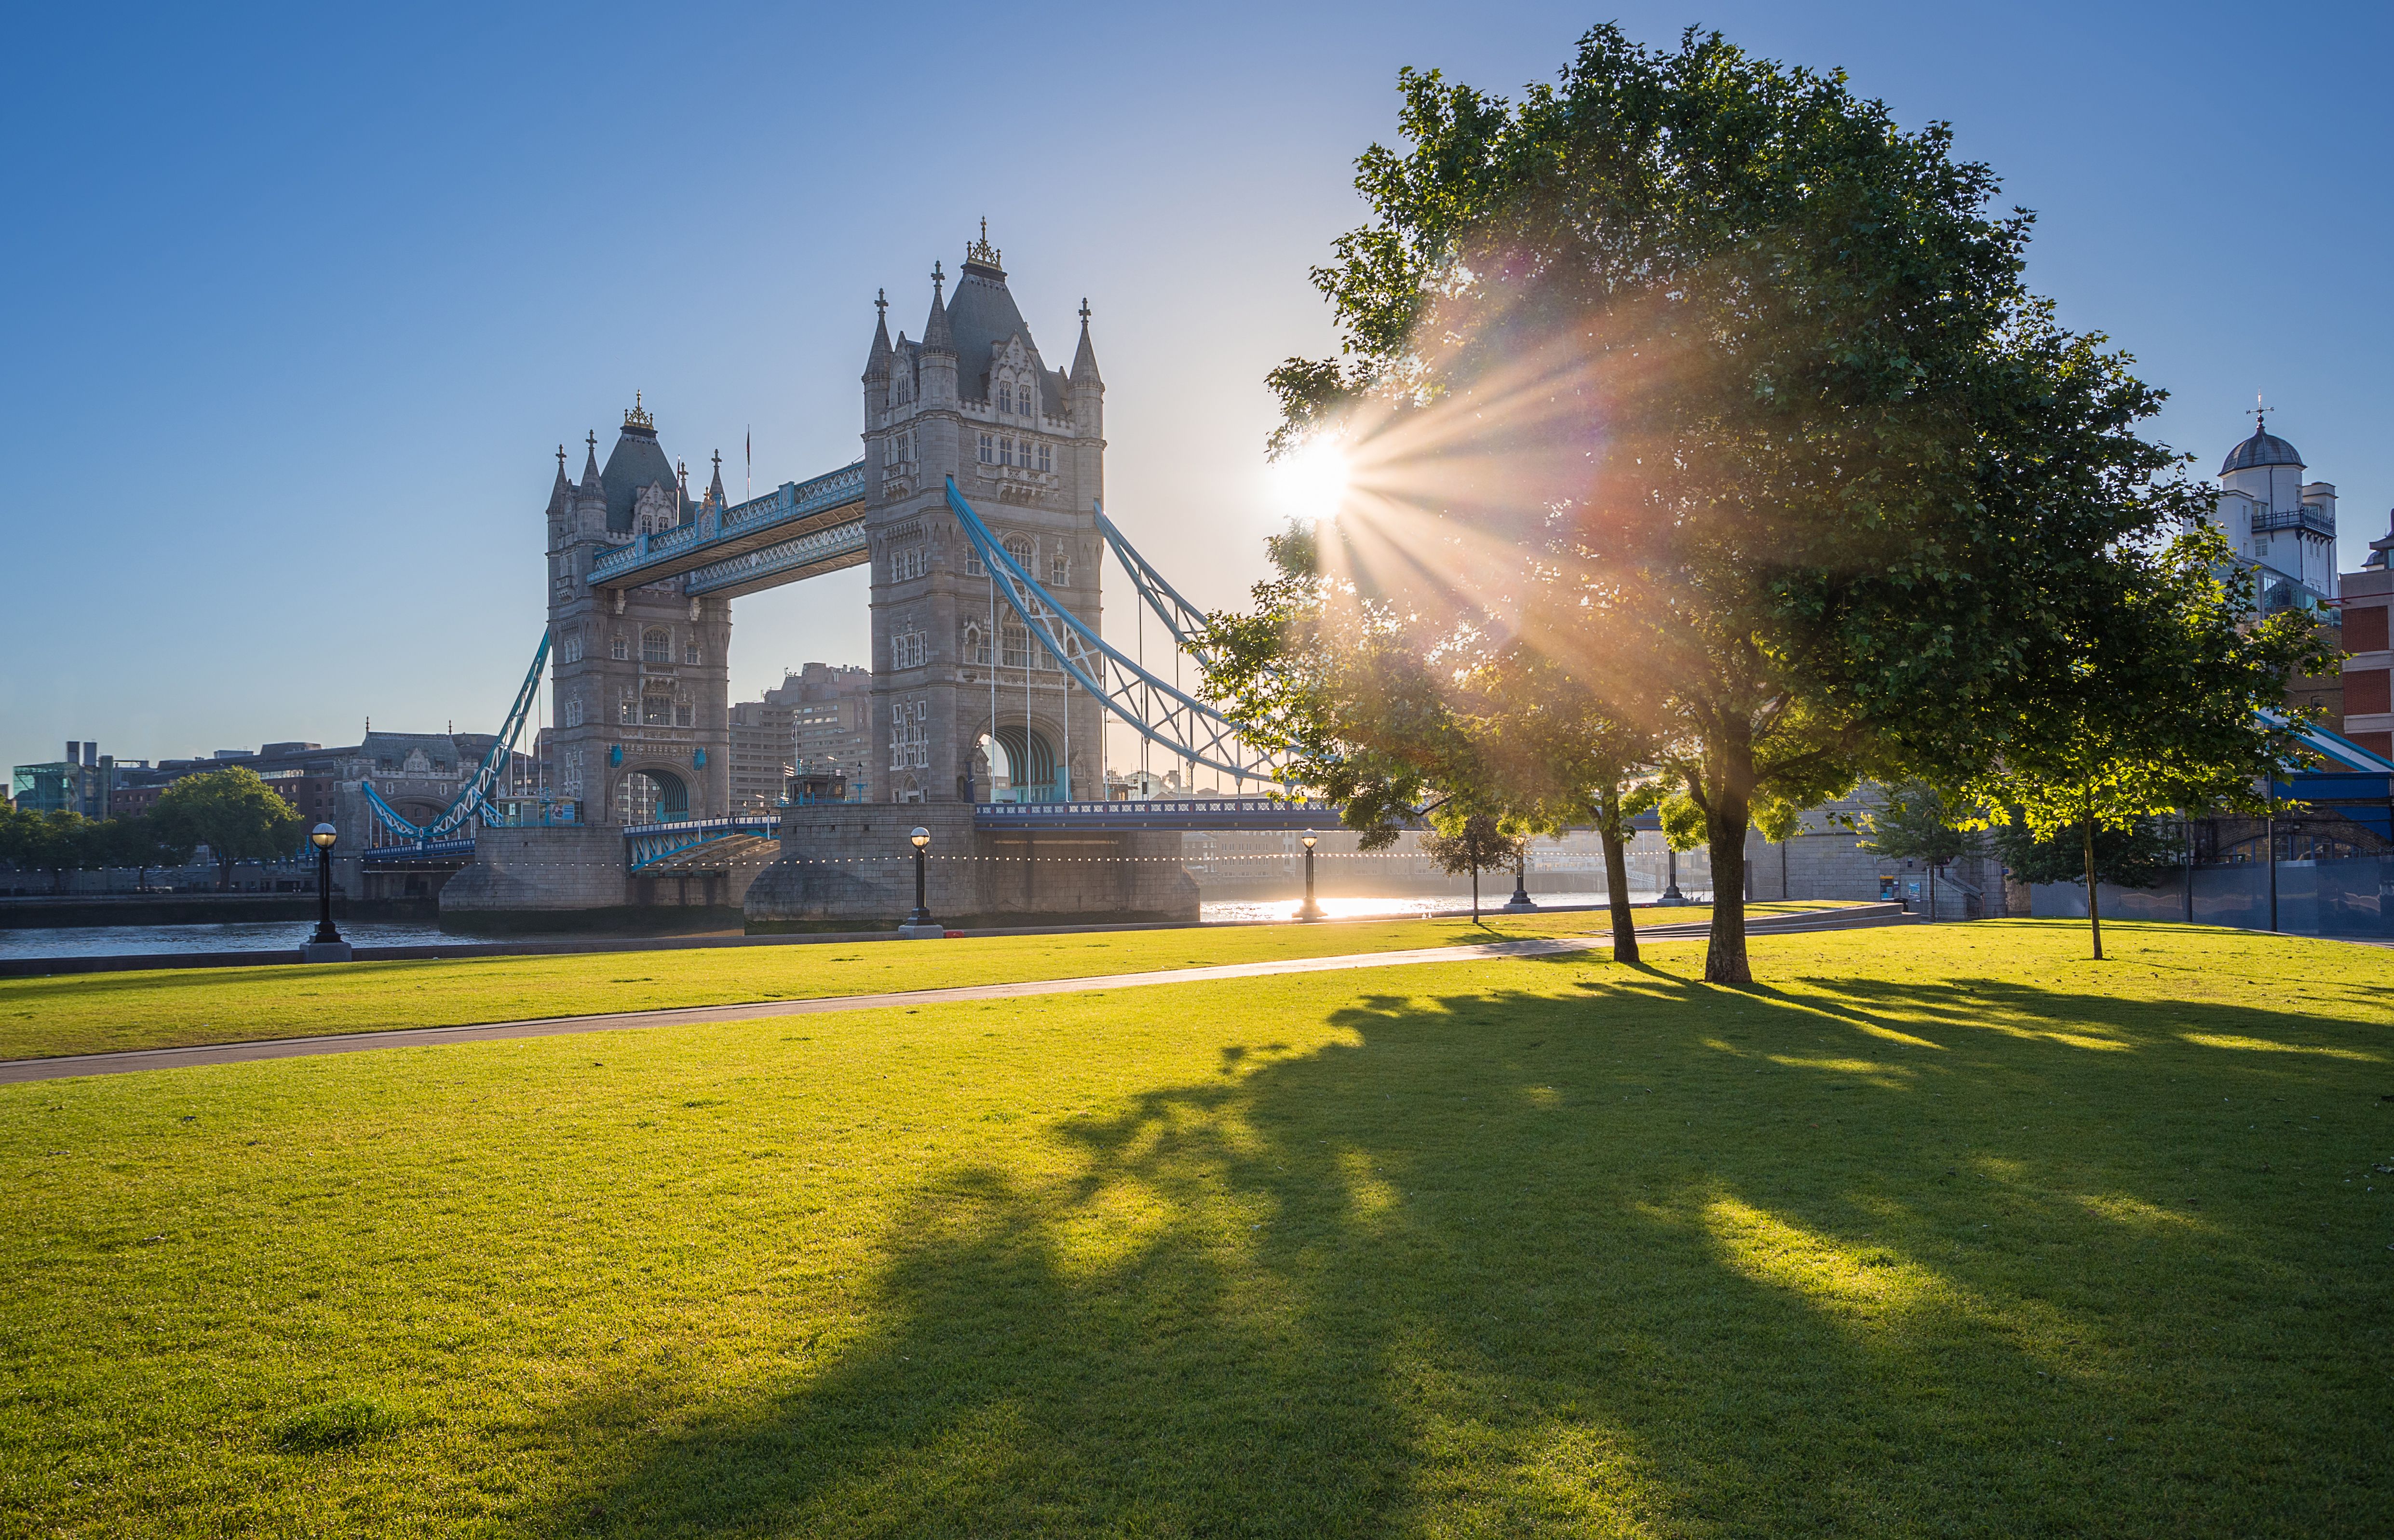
[
  {"left": 947, "top": 254, "right": 1055, "bottom": 409},
  {"left": 602, "top": 406, "right": 684, "bottom": 533},
  {"left": 922, "top": 265, "right": 954, "bottom": 355}
]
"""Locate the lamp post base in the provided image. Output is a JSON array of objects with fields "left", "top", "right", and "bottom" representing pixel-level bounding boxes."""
[
  {"left": 896, "top": 923, "right": 948, "bottom": 940},
  {"left": 1295, "top": 902, "right": 1325, "bottom": 922},
  {"left": 1502, "top": 892, "right": 1539, "bottom": 913},
  {"left": 301, "top": 941, "right": 354, "bottom": 963}
]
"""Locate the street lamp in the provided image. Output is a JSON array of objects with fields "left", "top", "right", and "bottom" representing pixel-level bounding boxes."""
[
  {"left": 303, "top": 823, "right": 352, "bottom": 962},
  {"left": 1297, "top": 831, "right": 1325, "bottom": 921},
  {"left": 1658, "top": 845, "right": 1688, "bottom": 905},
  {"left": 898, "top": 824, "right": 943, "bottom": 938},
  {"left": 1504, "top": 845, "right": 1537, "bottom": 912}
]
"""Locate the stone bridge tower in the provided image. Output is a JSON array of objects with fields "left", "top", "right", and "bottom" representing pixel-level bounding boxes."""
[
  {"left": 861, "top": 230, "right": 1106, "bottom": 804},
  {"left": 543, "top": 400, "right": 733, "bottom": 825}
]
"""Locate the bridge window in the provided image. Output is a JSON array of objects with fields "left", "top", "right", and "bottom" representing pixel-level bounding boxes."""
[
  {"left": 560, "top": 632, "right": 584, "bottom": 665},
  {"left": 642, "top": 628, "right": 672, "bottom": 664},
  {"left": 891, "top": 546, "right": 927, "bottom": 582},
  {"left": 675, "top": 703, "right": 694, "bottom": 727},
  {"left": 963, "top": 622, "right": 989, "bottom": 664},
  {"left": 978, "top": 432, "right": 994, "bottom": 465},
  {"left": 997, "top": 381, "right": 1013, "bottom": 414},
  {"left": 610, "top": 634, "right": 628, "bottom": 662},
  {"left": 618, "top": 699, "right": 634, "bottom": 724},
  {"left": 1037, "top": 441, "right": 1052, "bottom": 473},
  {"left": 683, "top": 639, "right": 701, "bottom": 665},
  {"left": 563, "top": 697, "right": 584, "bottom": 729},
  {"left": 964, "top": 547, "right": 985, "bottom": 576},
  {"left": 642, "top": 692, "right": 674, "bottom": 726},
  {"left": 1002, "top": 535, "right": 1032, "bottom": 570},
  {"left": 891, "top": 630, "right": 928, "bottom": 670}
]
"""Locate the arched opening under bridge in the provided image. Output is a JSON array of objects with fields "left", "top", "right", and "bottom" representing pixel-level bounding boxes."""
[
  {"left": 985, "top": 725, "right": 1059, "bottom": 804},
  {"left": 614, "top": 767, "right": 691, "bottom": 824}
]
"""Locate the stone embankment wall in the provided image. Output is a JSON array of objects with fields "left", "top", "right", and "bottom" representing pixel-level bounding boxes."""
[{"left": 744, "top": 805, "right": 1198, "bottom": 931}]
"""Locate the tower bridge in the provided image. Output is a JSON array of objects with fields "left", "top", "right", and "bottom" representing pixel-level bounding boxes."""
[{"left": 405, "top": 230, "right": 1309, "bottom": 931}]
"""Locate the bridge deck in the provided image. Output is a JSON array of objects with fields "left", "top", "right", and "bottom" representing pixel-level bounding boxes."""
[
  {"left": 973, "top": 798, "right": 1348, "bottom": 832},
  {"left": 586, "top": 460, "right": 867, "bottom": 596}
]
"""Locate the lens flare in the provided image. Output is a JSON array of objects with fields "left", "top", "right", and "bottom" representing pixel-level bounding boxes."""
[{"left": 1266, "top": 439, "right": 1351, "bottom": 522}]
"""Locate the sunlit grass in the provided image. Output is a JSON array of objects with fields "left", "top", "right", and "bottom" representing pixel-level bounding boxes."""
[
  {"left": 0, "top": 919, "right": 2384, "bottom": 1535},
  {"left": 0, "top": 903, "right": 1839, "bottom": 1061}
]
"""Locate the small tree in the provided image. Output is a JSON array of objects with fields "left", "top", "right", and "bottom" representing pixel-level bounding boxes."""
[
  {"left": 153, "top": 767, "right": 306, "bottom": 892},
  {"left": 1421, "top": 810, "right": 1525, "bottom": 923},
  {"left": 1991, "top": 816, "right": 2178, "bottom": 892},
  {"left": 1855, "top": 781, "right": 1986, "bottom": 918},
  {"left": 1958, "top": 528, "right": 2332, "bottom": 959}
]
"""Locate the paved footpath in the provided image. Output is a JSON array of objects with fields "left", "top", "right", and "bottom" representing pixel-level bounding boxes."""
[{"left": 0, "top": 907, "right": 1906, "bottom": 1085}]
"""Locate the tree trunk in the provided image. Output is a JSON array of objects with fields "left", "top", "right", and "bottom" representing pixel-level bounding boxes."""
[
  {"left": 1471, "top": 866, "right": 1480, "bottom": 923},
  {"left": 2082, "top": 819, "right": 2103, "bottom": 961},
  {"left": 1704, "top": 779, "right": 1753, "bottom": 985},
  {"left": 1599, "top": 800, "right": 1639, "bottom": 965}
]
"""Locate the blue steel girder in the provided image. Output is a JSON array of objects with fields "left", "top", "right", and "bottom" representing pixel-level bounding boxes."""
[
  {"left": 624, "top": 813, "right": 782, "bottom": 871},
  {"left": 945, "top": 478, "right": 1294, "bottom": 791},
  {"left": 683, "top": 517, "right": 867, "bottom": 598},
  {"left": 587, "top": 460, "right": 868, "bottom": 594}
]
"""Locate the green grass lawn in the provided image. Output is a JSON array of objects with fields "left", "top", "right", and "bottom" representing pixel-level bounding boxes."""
[
  {"left": 3, "top": 919, "right": 2385, "bottom": 1536},
  {"left": 0, "top": 903, "right": 1842, "bottom": 1062}
]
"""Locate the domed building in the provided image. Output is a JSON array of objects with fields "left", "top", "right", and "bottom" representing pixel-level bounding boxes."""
[{"left": 2205, "top": 415, "right": 2339, "bottom": 613}]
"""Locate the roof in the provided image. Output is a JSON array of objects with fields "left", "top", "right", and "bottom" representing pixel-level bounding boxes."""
[
  {"left": 2222, "top": 427, "right": 2303, "bottom": 475},
  {"left": 947, "top": 257, "right": 1058, "bottom": 412},
  {"left": 601, "top": 422, "right": 690, "bottom": 533}
]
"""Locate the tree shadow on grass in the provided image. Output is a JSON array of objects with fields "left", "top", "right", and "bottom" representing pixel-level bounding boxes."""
[{"left": 513, "top": 969, "right": 2386, "bottom": 1538}]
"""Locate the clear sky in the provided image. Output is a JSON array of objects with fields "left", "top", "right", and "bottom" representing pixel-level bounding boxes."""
[{"left": 4, "top": 1, "right": 2388, "bottom": 775}]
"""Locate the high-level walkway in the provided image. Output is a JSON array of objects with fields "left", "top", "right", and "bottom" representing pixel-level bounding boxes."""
[{"left": 0, "top": 907, "right": 1909, "bottom": 1084}]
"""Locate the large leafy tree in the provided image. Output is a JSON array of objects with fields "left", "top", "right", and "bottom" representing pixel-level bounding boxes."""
[
  {"left": 1240, "top": 24, "right": 2238, "bottom": 984},
  {"left": 153, "top": 767, "right": 305, "bottom": 891}
]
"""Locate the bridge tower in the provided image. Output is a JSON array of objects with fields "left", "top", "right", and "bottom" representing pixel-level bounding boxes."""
[
  {"left": 544, "top": 401, "right": 733, "bottom": 825},
  {"left": 863, "top": 230, "right": 1106, "bottom": 803}
]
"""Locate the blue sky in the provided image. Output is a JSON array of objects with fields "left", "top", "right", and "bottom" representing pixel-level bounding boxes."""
[{"left": 4, "top": 1, "right": 2388, "bottom": 774}]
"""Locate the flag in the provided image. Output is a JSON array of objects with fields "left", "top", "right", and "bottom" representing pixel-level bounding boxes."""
[{"left": 745, "top": 427, "right": 752, "bottom": 497}]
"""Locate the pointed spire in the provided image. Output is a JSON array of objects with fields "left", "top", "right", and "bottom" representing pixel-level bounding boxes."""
[
  {"left": 580, "top": 430, "right": 603, "bottom": 492},
  {"left": 865, "top": 287, "right": 893, "bottom": 380},
  {"left": 923, "top": 261, "right": 953, "bottom": 353},
  {"left": 546, "top": 444, "right": 572, "bottom": 515},
  {"left": 707, "top": 450, "right": 727, "bottom": 511},
  {"left": 1069, "top": 297, "right": 1102, "bottom": 387}
]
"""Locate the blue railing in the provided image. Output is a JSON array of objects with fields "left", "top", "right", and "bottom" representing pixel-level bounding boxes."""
[
  {"left": 588, "top": 460, "right": 867, "bottom": 586},
  {"left": 623, "top": 813, "right": 781, "bottom": 871}
]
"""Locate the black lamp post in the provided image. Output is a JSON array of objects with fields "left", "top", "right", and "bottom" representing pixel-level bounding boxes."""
[
  {"left": 303, "top": 823, "right": 350, "bottom": 961},
  {"left": 1504, "top": 847, "right": 1537, "bottom": 912},
  {"left": 902, "top": 824, "right": 937, "bottom": 934},
  {"left": 1298, "top": 831, "right": 1324, "bottom": 921},
  {"left": 1659, "top": 846, "right": 1688, "bottom": 905}
]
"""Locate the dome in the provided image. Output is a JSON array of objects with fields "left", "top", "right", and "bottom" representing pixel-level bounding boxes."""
[{"left": 2221, "top": 428, "right": 2303, "bottom": 474}]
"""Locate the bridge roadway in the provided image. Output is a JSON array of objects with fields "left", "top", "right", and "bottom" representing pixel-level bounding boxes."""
[
  {"left": 0, "top": 905, "right": 1909, "bottom": 1084},
  {"left": 585, "top": 459, "right": 867, "bottom": 599}
]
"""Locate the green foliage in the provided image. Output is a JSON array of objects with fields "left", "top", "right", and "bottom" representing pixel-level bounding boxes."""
[
  {"left": 1992, "top": 818, "right": 2178, "bottom": 891},
  {"left": 1419, "top": 810, "right": 1523, "bottom": 879},
  {"left": 1854, "top": 782, "right": 1985, "bottom": 867},
  {"left": 153, "top": 767, "right": 305, "bottom": 889},
  {"left": 1953, "top": 527, "right": 2333, "bottom": 956},
  {"left": 1230, "top": 24, "right": 2214, "bottom": 986}
]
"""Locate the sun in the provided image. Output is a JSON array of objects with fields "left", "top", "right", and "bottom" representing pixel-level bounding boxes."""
[{"left": 1265, "top": 438, "right": 1351, "bottom": 522}]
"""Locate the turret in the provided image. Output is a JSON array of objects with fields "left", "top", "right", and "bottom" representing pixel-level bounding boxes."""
[
  {"left": 864, "top": 289, "right": 893, "bottom": 386},
  {"left": 705, "top": 451, "right": 727, "bottom": 513},
  {"left": 576, "top": 431, "right": 605, "bottom": 531},
  {"left": 1069, "top": 298, "right": 1104, "bottom": 435},
  {"left": 919, "top": 261, "right": 958, "bottom": 405}
]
